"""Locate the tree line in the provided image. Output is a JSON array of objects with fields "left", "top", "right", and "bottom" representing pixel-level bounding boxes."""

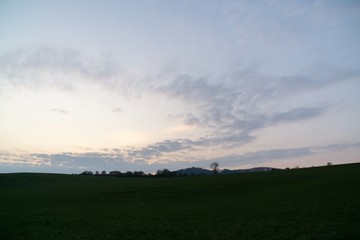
[
  {"left": 80, "top": 161, "right": 333, "bottom": 177},
  {"left": 79, "top": 168, "right": 177, "bottom": 177},
  {"left": 79, "top": 162, "right": 221, "bottom": 177}
]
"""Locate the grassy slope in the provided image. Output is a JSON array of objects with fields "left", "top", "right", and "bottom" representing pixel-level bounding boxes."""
[{"left": 0, "top": 163, "right": 359, "bottom": 240}]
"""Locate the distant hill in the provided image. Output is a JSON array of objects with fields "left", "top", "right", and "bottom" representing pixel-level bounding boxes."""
[
  {"left": 175, "top": 166, "right": 280, "bottom": 176},
  {"left": 221, "top": 167, "right": 280, "bottom": 174},
  {"left": 175, "top": 167, "right": 213, "bottom": 176}
]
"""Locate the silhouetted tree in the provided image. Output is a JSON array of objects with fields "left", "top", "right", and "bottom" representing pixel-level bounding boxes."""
[
  {"left": 156, "top": 169, "right": 174, "bottom": 177},
  {"left": 101, "top": 170, "right": 107, "bottom": 175},
  {"left": 133, "top": 171, "right": 144, "bottom": 177},
  {"left": 109, "top": 171, "right": 121, "bottom": 176},
  {"left": 210, "top": 162, "right": 219, "bottom": 174},
  {"left": 125, "top": 171, "right": 133, "bottom": 177},
  {"left": 80, "top": 171, "right": 93, "bottom": 175}
]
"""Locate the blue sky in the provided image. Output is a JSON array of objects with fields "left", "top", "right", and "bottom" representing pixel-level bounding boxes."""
[{"left": 0, "top": 0, "right": 359, "bottom": 173}]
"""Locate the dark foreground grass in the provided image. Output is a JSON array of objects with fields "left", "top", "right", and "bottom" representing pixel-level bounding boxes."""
[{"left": 0, "top": 163, "right": 359, "bottom": 240}]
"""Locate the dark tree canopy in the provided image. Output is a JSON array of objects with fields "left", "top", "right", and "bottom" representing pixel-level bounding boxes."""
[{"left": 210, "top": 162, "right": 219, "bottom": 174}]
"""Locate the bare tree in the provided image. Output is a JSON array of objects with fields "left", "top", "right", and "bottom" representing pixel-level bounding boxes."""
[{"left": 210, "top": 162, "right": 219, "bottom": 175}]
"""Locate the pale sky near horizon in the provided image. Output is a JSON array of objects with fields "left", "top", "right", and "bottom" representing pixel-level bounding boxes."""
[{"left": 0, "top": 0, "right": 359, "bottom": 173}]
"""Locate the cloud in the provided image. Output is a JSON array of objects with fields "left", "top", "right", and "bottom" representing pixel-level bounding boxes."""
[
  {"left": 211, "top": 148, "right": 314, "bottom": 168},
  {"left": 0, "top": 46, "right": 122, "bottom": 91},
  {"left": 315, "top": 143, "right": 360, "bottom": 152},
  {"left": 112, "top": 107, "right": 122, "bottom": 113},
  {"left": 268, "top": 107, "right": 327, "bottom": 125},
  {"left": 201, "top": 142, "right": 360, "bottom": 168},
  {"left": 52, "top": 108, "right": 70, "bottom": 114},
  {"left": 2, "top": 142, "right": 359, "bottom": 173},
  {"left": 124, "top": 131, "right": 257, "bottom": 163},
  {"left": 183, "top": 113, "right": 200, "bottom": 126},
  {"left": 157, "top": 70, "right": 340, "bottom": 148},
  {"left": 150, "top": 62, "right": 360, "bottom": 155},
  {"left": 28, "top": 151, "right": 129, "bottom": 171},
  {"left": 126, "top": 139, "right": 192, "bottom": 162},
  {"left": 0, "top": 151, "right": 51, "bottom": 166},
  {"left": 1, "top": 47, "right": 357, "bottom": 163}
]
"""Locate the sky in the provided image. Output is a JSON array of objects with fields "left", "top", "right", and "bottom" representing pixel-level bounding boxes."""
[{"left": 0, "top": 0, "right": 359, "bottom": 174}]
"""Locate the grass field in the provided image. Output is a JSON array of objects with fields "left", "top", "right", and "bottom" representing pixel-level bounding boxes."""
[{"left": 1, "top": 163, "right": 359, "bottom": 240}]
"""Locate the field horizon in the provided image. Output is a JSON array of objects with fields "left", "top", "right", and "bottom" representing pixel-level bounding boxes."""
[{"left": 1, "top": 162, "right": 359, "bottom": 239}]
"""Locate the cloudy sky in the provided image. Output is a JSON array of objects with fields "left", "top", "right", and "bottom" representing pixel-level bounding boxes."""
[{"left": 1, "top": 0, "right": 359, "bottom": 173}]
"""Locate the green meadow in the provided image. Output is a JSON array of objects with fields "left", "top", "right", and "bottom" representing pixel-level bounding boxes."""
[{"left": 1, "top": 163, "right": 359, "bottom": 240}]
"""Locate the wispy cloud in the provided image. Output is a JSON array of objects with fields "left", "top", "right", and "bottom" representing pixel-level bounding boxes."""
[
  {"left": 1, "top": 45, "right": 358, "bottom": 164},
  {"left": 112, "top": 107, "right": 122, "bottom": 113},
  {"left": 201, "top": 142, "right": 360, "bottom": 168},
  {"left": 52, "top": 108, "right": 70, "bottom": 114},
  {"left": 0, "top": 151, "right": 50, "bottom": 166},
  {"left": 1, "top": 142, "right": 359, "bottom": 173},
  {"left": 28, "top": 151, "right": 129, "bottom": 171},
  {"left": 157, "top": 68, "right": 349, "bottom": 149},
  {"left": 205, "top": 148, "right": 314, "bottom": 168},
  {"left": 268, "top": 107, "right": 327, "bottom": 125},
  {"left": 126, "top": 139, "right": 192, "bottom": 162},
  {"left": 0, "top": 46, "right": 122, "bottom": 91}
]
